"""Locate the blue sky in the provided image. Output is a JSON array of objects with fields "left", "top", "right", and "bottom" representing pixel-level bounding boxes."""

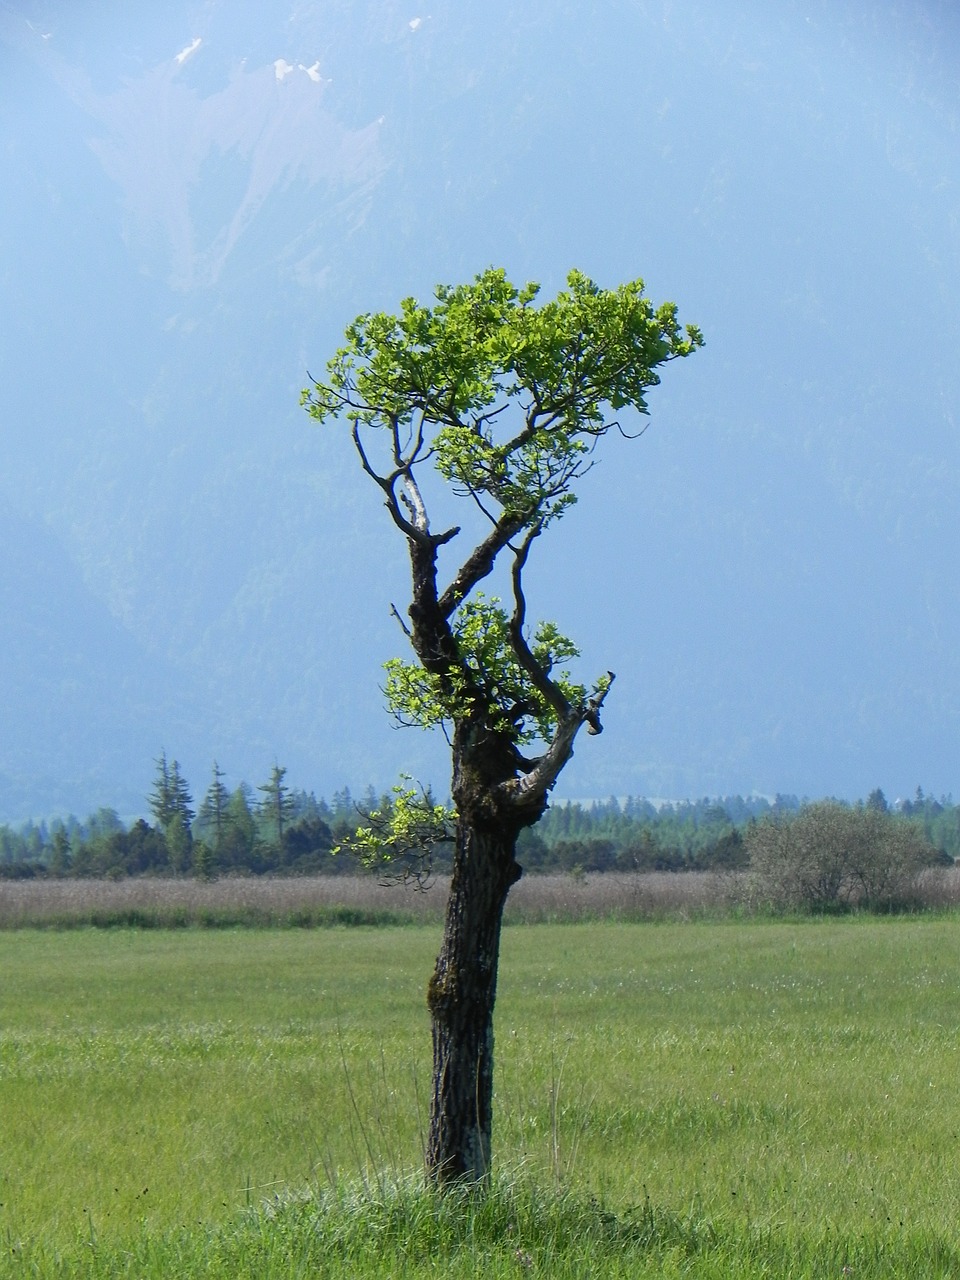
[{"left": 1, "top": 0, "right": 959, "bottom": 818}]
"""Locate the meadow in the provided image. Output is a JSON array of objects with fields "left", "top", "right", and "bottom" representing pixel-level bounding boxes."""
[{"left": 3, "top": 912, "right": 960, "bottom": 1276}]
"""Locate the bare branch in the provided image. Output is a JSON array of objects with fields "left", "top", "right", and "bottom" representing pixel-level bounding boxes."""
[
  {"left": 615, "top": 419, "right": 649, "bottom": 441},
  {"left": 352, "top": 421, "right": 459, "bottom": 548},
  {"left": 351, "top": 422, "right": 420, "bottom": 541},
  {"left": 390, "top": 603, "right": 412, "bottom": 637},
  {"left": 437, "top": 511, "right": 529, "bottom": 619},
  {"left": 507, "top": 526, "right": 570, "bottom": 721},
  {"left": 467, "top": 402, "right": 511, "bottom": 434},
  {"left": 400, "top": 472, "right": 430, "bottom": 534}
]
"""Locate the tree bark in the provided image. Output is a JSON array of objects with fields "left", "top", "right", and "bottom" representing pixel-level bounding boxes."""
[
  {"left": 422, "top": 696, "right": 599, "bottom": 1185},
  {"left": 425, "top": 816, "right": 522, "bottom": 1184}
]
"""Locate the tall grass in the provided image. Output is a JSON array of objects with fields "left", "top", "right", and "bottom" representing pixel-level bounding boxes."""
[
  {"left": 0, "top": 868, "right": 793, "bottom": 929},
  {"left": 0, "top": 874, "right": 436, "bottom": 929},
  {"left": 3, "top": 867, "right": 957, "bottom": 930}
]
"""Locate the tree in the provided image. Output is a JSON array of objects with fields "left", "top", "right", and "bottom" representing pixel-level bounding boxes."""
[
  {"left": 280, "top": 815, "right": 335, "bottom": 872},
  {"left": 169, "top": 761, "right": 194, "bottom": 828},
  {"left": 148, "top": 751, "right": 175, "bottom": 828},
  {"left": 866, "top": 787, "right": 888, "bottom": 814},
  {"left": 257, "top": 763, "right": 295, "bottom": 847},
  {"left": 165, "top": 812, "right": 193, "bottom": 874},
  {"left": 147, "top": 752, "right": 194, "bottom": 873},
  {"left": 122, "top": 818, "right": 169, "bottom": 875},
  {"left": 219, "top": 785, "right": 257, "bottom": 869},
  {"left": 48, "top": 827, "right": 72, "bottom": 877},
  {"left": 303, "top": 267, "right": 701, "bottom": 1184},
  {"left": 196, "top": 761, "right": 230, "bottom": 852},
  {"left": 148, "top": 752, "right": 194, "bottom": 831},
  {"left": 192, "top": 838, "right": 215, "bottom": 881}
]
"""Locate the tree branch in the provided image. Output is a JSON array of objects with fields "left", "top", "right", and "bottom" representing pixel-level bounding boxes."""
[
  {"left": 390, "top": 603, "right": 412, "bottom": 637},
  {"left": 502, "top": 672, "right": 615, "bottom": 811},
  {"left": 507, "top": 526, "right": 570, "bottom": 721},
  {"left": 436, "top": 511, "right": 529, "bottom": 619},
  {"left": 351, "top": 422, "right": 459, "bottom": 549}
]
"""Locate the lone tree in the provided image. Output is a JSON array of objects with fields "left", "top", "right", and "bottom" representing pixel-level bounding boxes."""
[{"left": 303, "top": 268, "right": 702, "bottom": 1185}]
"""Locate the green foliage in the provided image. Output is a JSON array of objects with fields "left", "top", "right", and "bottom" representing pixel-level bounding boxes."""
[
  {"left": 192, "top": 838, "right": 214, "bottom": 881},
  {"left": 343, "top": 777, "right": 454, "bottom": 883},
  {"left": 165, "top": 813, "right": 192, "bottom": 875},
  {"left": 220, "top": 785, "right": 257, "bottom": 866},
  {"left": 310, "top": 266, "right": 701, "bottom": 447},
  {"left": 303, "top": 268, "right": 702, "bottom": 765},
  {"left": 522, "top": 795, "right": 756, "bottom": 873},
  {"left": 48, "top": 828, "right": 72, "bottom": 877},
  {"left": 4, "top": 783, "right": 958, "bottom": 886},
  {"left": 384, "top": 596, "right": 585, "bottom": 742}
]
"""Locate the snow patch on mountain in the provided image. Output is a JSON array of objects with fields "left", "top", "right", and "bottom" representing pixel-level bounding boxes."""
[
  {"left": 62, "top": 49, "right": 387, "bottom": 289},
  {"left": 175, "top": 37, "right": 202, "bottom": 65}
]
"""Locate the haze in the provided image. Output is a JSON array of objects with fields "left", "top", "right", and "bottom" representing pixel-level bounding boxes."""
[{"left": 1, "top": 0, "right": 958, "bottom": 821}]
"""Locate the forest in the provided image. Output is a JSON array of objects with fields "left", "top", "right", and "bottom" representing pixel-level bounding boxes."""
[{"left": 0, "top": 754, "right": 956, "bottom": 884}]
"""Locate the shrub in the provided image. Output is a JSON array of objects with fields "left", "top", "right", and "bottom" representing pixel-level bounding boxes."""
[{"left": 746, "top": 802, "right": 936, "bottom": 912}]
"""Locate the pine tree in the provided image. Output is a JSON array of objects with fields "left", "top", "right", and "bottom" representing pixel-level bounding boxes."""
[
  {"left": 257, "top": 764, "right": 294, "bottom": 844},
  {"left": 220, "top": 786, "right": 257, "bottom": 868},
  {"left": 147, "top": 752, "right": 194, "bottom": 873},
  {"left": 148, "top": 751, "right": 174, "bottom": 828},
  {"left": 168, "top": 760, "right": 194, "bottom": 826},
  {"left": 197, "top": 761, "right": 230, "bottom": 851},
  {"left": 192, "top": 839, "right": 214, "bottom": 881}
]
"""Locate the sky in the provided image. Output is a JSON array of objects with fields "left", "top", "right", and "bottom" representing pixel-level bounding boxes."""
[{"left": 1, "top": 0, "right": 959, "bottom": 820}]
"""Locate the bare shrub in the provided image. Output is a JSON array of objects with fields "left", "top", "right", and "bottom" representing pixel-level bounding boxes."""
[
  {"left": 910, "top": 864, "right": 960, "bottom": 911},
  {"left": 745, "top": 803, "right": 936, "bottom": 912}
]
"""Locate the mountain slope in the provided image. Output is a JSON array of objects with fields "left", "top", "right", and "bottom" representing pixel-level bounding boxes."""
[{"left": 1, "top": 0, "right": 959, "bottom": 818}]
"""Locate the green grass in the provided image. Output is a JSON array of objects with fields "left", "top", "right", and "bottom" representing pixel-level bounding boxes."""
[
  {"left": 3, "top": 918, "right": 960, "bottom": 1275},
  {"left": 13, "top": 1176, "right": 960, "bottom": 1278}
]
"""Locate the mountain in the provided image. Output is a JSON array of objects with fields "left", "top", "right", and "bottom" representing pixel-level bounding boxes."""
[
  {"left": 2, "top": 0, "right": 959, "bottom": 820},
  {"left": 0, "top": 504, "right": 197, "bottom": 816}
]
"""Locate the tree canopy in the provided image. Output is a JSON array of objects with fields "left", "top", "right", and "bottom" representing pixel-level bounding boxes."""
[{"left": 304, "top": 268, "right": 703, "bottom": 814}]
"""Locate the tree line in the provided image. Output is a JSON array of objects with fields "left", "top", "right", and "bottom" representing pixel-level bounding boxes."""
[
  {"left": 0, "top": 754, "right": 393, "bottom": 879},
  {"left": 0, "top": 762, "right": 955, "bottom": 885},
  {"left": 516, "top": 786, "right": 959, "bottom": 875}
]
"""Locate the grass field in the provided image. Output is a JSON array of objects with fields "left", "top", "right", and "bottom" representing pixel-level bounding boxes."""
[{"left": 3, "top": 917, "right": 960, "bottom": 1276}]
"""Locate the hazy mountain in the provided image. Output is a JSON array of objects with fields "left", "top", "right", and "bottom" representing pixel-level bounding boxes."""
[
  {"left": 0, "top": 503, "right": 202, "bottom": 816},
  {"left": 2, "top": 0, "right": 959, "bottom": 820}
]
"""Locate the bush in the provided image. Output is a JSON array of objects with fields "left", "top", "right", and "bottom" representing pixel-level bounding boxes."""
[{"left": 746, "top": 802, "right": 936, "bottom": 912}]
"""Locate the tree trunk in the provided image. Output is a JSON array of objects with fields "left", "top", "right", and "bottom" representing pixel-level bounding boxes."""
[{"left": 425, "top": 818, "right": 522, "bottom": 1184}]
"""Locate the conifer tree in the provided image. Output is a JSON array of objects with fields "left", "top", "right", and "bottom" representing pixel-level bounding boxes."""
[
  {"left": 257, "top": 763, "right": 294, "bottom": 844},
  {"left": 197, "top": 761, "right": 230, "bottom": 851}
]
